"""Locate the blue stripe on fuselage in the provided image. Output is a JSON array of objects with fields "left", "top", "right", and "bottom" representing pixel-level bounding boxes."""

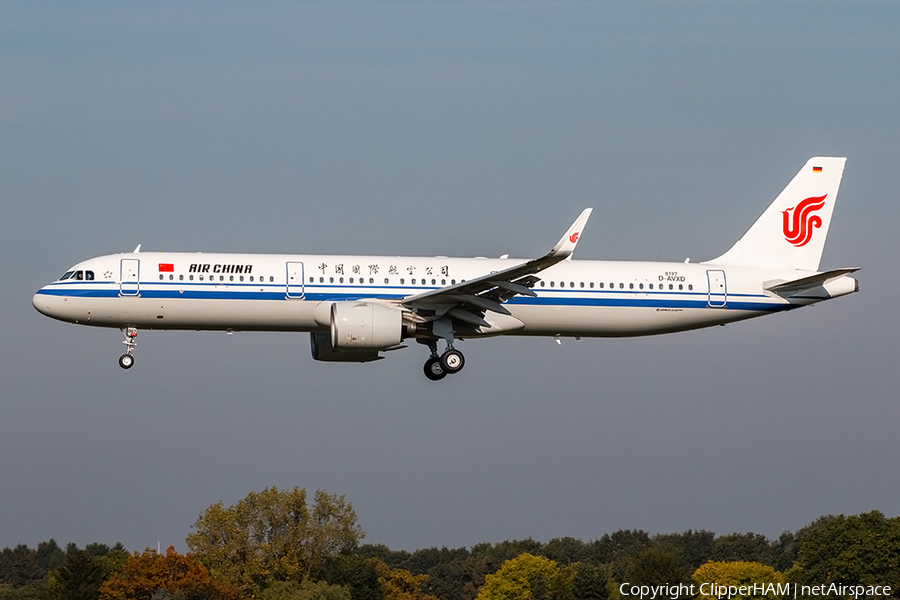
[{"left": 34, "top": 284, "right": 789, "bottom": 312}]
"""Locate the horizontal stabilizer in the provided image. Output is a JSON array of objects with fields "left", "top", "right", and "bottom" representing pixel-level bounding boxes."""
[{"left": 764, "top": 268, "right": 860, "bottom": 294}]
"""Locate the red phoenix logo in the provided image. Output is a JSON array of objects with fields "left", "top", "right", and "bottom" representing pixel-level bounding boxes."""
[
  {"left": 782, "top": 195, "right": 826, "bottom": 247},
  {"left": 569, "top": 232, "right": 580, "bottom": 243}
]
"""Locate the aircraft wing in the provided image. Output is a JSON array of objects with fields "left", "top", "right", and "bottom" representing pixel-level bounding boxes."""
[{"left": 401, "top": 209, "right": 592, "bottom": 327}]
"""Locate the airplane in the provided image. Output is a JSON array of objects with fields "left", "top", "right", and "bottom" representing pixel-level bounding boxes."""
[{"left": 33, "top": 157, "right": 859, "bottom": 381}]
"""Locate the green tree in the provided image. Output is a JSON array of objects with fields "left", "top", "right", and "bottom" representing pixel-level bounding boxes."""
[
  {"left": 711, "top": 535, "right": 775, "bottom": 566},
  {"left": 623, "top": 549, "right": 690, "bottom": 591},
  {"left": 692, "top": 561, "right": 787, "bottom": 600},
  {"left": 572, "top": 563, "right": 608, "bottom": 600},
  {"left": 794, "top": 511, "right": 900, "bottom": 597},
  {"left": 46, "top": 549, "right": 110, "bottom": 600},
  {"left": 187, "top": 487, "right": 364, "bottom": 597},
  {"left": 475, "top": 553, "right": 571, "bottom": 600},
  {"left": 322, "top": 552, "right": 384, "bottom": 600},
  {"left": 651, "top": 530, "right": 716, "bottom": 571},
  {"left": 259, "top": 579, "right": 352, "bottom": 600}
]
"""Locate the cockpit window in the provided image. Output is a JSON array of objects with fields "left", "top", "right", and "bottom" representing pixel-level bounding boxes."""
[
  {"left": 59, "top": 271, "right": 75, "bottom": 281},
  {"left": 74, "top": 271, "right": 84, "bottom": 280},
  {"left": 85, "top": 271, "right": 94, "bottom": 280}
]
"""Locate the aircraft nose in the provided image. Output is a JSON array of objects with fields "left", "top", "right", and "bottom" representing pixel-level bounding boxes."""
[
  {"left": 32, "top": 288, "right": 60, "bottom": 318},
  {"left": 33, "top": 290, "right": 50, "bottom": 316}
]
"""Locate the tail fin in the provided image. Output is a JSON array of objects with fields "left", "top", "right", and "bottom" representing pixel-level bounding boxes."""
[{"left": 707, "top": 157, "right": 846, "bottom": 271}]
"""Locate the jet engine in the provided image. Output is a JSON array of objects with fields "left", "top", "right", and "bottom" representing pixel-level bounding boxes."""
[
  {"left": 330, "top": 301, "right": 415, "bottom": 348},
  {"left": 310, "top": 332, "right": 382, "bottom": 363},
  {"left": 310, "top": 301, "right": 416, "bottom": 362}
]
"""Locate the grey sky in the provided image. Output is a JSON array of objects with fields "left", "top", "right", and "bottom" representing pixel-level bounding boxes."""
[{"left": 1, "top": 1, "right": 898, "bottom": 553}]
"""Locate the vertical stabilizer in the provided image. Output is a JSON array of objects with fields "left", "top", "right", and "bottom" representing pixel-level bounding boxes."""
[{"left": 706, "top": 157, "right": 846, "bottom": 271}]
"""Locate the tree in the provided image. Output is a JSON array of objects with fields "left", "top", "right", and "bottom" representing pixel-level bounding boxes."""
[
  {"left": 623, "top": 549, "right": 690, "bottom": 591},
  {"left": 187, "top": 487, "right": 364, "bottom": 596},
  {"left": 572, "top": 563, "right": 608, "bottom": 600},
  {"left": 711, "top": 535, "right": 775, "bottom": 566},
  {"left": 322, "top": 552, "right": 384, "bottom": 600},
  {"left": 258, "top": 579, "right": 352, "bottom": 600},
  {"left": 372, "top": 558, "right": 440, "bottom": 600},
  {"left": 651, "top": 531, "right": 716, "bottom": 571},
  {"left": 692, "top": 561, "right": 787, "bottom": 600},
  {"left": 99, "top": 546, "right": 238, "bottom": 600},
  {"left": 794, "top": 511, "right": 900, "bottom": 596},
  {"left": 475, "top": 553, "right": 571, "bottom": 600},
  {"left": 46, "top": 549, "right": 110, "bottom": 600}
]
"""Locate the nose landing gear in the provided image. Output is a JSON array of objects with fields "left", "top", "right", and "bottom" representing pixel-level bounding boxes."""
[{"left": 119, "top": 327, "right": 137, "bottom": 369}]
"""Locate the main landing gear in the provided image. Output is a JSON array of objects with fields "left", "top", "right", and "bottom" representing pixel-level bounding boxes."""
[
  {"left": 421, "top": 340, "right": 466, "bottom": 381},
  {"left": 118, "top": 327, "right": 137, "bottom": 369}
]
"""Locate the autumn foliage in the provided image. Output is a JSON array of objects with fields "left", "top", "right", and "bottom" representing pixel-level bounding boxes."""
[{"left": 98, "top": 546, "right": 238, "bottom": 600}]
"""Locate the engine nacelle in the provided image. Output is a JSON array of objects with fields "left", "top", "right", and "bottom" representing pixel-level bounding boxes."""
[
  {"left": 310, "top": 332, "right": 382, "bottom": 363},
  {"left": 330, "top": 301, "right": 409, "bottom": 349}
]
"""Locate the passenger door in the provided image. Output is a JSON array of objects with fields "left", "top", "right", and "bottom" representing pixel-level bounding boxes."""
[
  {"left": 706, "top": 269, "right": 726, "bottom": 307},
  {"left": 286, "top": 262, "right": 305, "bottom": 298},
  {"left": 120, "top": 259, "right": 140, "bottom": 296}
]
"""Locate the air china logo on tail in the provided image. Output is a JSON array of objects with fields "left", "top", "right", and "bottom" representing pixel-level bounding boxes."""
[
  {"left": 569, "top": 232, "right": 580, "bottom": 243},
  {"left": 782, "top": 194, "right": 826, "bottom": 247}
]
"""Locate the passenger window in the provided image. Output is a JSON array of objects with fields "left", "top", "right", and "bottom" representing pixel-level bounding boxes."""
[
  {"left": 411, "top": 278, "right": 416, "bottom": 285},
  {"left": 441, "top": 279, "right": 446, "bottom": 285},
  {"left": 199, "top": 275, "right": 204, "bottom": 281},
  {"left": 452, "top": 279, "right": 456, "bottom": 285},
  {"left": 339, "top": 277, "right": 344, "bottom": 283},
  {"left": 400, "top": 278, "right": 405, "bottom": 285},
  {"left": 240, "top": 276, "right": 244, "bottom": 282},
  {"left": 688, "top": 284, "right": 693, "bottom": 290},
  {"left": 432, "top": 279, "right": 436, "bottom": 285},
  {"left": 678, "top": 284, "right": 683, "bottom": 290},
  {"left": 384, "top": 278, "right": 389, "bottom": 284},
  {"left": 570, "top": 282, "right": 574, "bottom": 288},
  {"left": 180, "top": 275, "right": 184, "bottom": 281},
  {"left": 580, "top": 282, "right": 585, "bottom": 288},
  {"left": 159, "top": 274, "right": 164, "bottom": 280},
  {"left": 540, "top": 281, "right": 545, "bottom": 287},
  {"left": 170, "top": 275, "right": 174, "bottom": 281},
  {"left": 270, "top": 276, "right": 274, "bottom": 282},
  {"left": 189, "top": 275, "right": 194, "bottom": 281},
  {"left": 639, "top": 283, "right": 643, "bottom": 289},
  {"left": 550, "top": 281, "right": 555, "bottom": 287},
  {"left": 619, "top": 283, "right": 624, "bottom": 289},
  {"left": 220, "top": 275, "right": 225, "bottom": 281},
  {"left": 229, "top": 275, "right": 234, "bottom": 281},
  {"left": 669, "top": 284, "right": 673, "bottom": 290},
  {"left": 329, "top": 277, "right": 334, "bottom": 283},
  {"left": 599, "top": 283, "right": 604, "bottom": 288},
  {"left": 629, "top": 283, "right": 634, "bottom": 289}
]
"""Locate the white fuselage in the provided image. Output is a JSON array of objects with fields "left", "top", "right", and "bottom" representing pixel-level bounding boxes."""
[{"left": 32, "top": 251, "right": 839, "bottom": 338}]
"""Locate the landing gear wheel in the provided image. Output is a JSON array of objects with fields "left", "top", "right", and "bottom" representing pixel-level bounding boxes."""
[
  {"left": 118, "top": 354, "right": 135, "bottom": 369},
  {"left": 440, "top": 349, "right": 465, "bottom": 374},
  {"left": 423, "top": 357, "right": 447, "bottom": 381}
]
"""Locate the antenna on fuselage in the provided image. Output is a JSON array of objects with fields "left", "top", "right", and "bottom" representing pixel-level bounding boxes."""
[{"left": 133, "top": 244, "right": 142, "bottom": 253}]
